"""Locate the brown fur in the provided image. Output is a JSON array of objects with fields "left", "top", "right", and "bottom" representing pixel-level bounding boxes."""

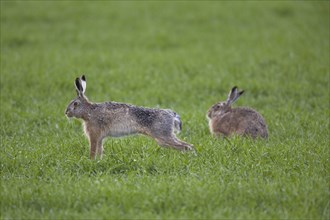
[
  {"left": 65, "top": 75, "right": 193, "bottom": 159},
  {"left": 207, "top": 87, "right": 268, "bottom": 139}
]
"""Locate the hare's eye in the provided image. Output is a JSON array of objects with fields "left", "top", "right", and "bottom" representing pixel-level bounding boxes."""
[{"left": 73, "top": 102, "right": 78, "bottom": 107}]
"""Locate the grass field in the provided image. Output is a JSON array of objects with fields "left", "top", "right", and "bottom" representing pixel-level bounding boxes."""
[{"left": 1, "top": 1, "right": 329, "bottom": 219}]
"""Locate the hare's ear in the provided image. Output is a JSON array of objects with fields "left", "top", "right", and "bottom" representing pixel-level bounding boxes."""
[
  {"left": 80, "top": 75, "right": 86, "bottom": 94},
  {"left": 237, "top": 90, "right": 244, "bottom": 97},
  {"left": 75, "top": 77, "right": 83, "bottom": 96},
  {"left": 74, "top": 75, "right": 87, "bottom": 96},
  {"left": 226, "top": 86, "right": 238, "bottom": 105},
  {"left": 232, "top": 89, "right": 244, "bottom": 103},
  {"left": 227, "top": 86, "right": 244, "bottom": 105}
]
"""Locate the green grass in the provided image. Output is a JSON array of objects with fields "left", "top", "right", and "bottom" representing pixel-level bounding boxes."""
[{"left": 1, "top": 1, "right": 329, "bottom": 219}]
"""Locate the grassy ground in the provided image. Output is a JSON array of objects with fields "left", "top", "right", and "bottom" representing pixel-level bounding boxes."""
[{"left": 1, "top": 1, "right": 329, "bottom": 219}]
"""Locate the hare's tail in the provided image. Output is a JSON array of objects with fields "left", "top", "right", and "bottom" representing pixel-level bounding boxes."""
[{"left": 173, "top": 113, "right": 182, "bottom": 134}]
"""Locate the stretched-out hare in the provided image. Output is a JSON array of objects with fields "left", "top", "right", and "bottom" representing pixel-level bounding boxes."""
[
  {"left": 207, "top": 86, "right": 268, "bottom": 139},
  {"left": 65, "top": 75, "right": 193, "bottom": 159}
]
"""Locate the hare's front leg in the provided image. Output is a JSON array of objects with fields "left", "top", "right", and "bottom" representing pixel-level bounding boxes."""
[
  {"left": 96, "top": 139, "right": 104, "bottom": 159},
  {"left": 88, "top": 136, "right": 102, "bottom": 160}
]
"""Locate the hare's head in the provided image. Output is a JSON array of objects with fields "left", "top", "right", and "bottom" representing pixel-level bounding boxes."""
[
  {"left": 207, "top": 86, "right": 244, "bottom": 119},
  {"left": 65, "top": 75, "right": 90, "bottom": 119}
]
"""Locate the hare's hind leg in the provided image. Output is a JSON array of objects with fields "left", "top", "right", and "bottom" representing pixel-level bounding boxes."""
[
  {"left": 173, "top": 136, "right": 194, "bottom": 151},
  {"left": 156, "top": 135, "right": 193, "bottom": 151}
]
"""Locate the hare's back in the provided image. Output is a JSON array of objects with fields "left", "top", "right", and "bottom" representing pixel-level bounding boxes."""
[
  {"left": 234, "top": 107, "right": 268, "bottom": 138},
  {"left": 211, "top": 107, "right": 267, "bottom": 138},
  {"left": 95, "top": 102, "right": 175, "bottom": 137},
  {"left": 235, "top": 107, "right": 266, "bottom": 120},
  {"left": 105, "top": 102, "right": 175, "bottom": 127},
  {"left": 233, "top": 107, "right": 262, "bottom": 120}
]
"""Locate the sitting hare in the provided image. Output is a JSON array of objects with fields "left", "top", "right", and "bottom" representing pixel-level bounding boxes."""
[
  {"left": 65, "top": 75, "right": 194, "bottom": 159},
  {"left": 207, "top": 86, "right": 268, "bottom": 139}
]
